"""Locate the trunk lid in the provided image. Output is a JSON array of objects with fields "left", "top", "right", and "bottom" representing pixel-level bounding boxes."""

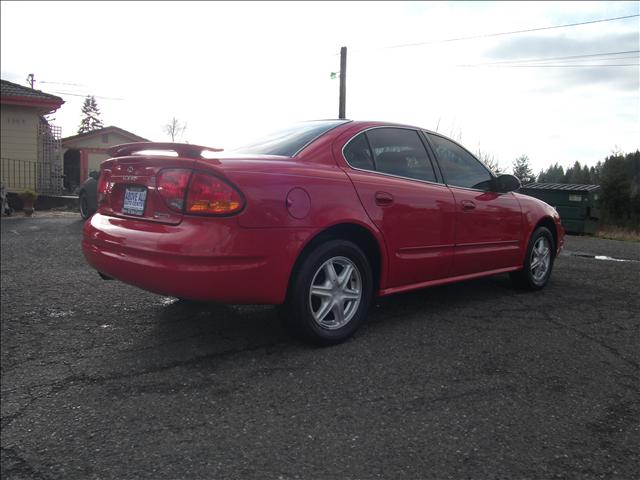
[
  {"left": 97, "top": 142, "right": 291, "bottom": 225},
  {"left": 98, "top": 142, "right": 226, "bottom": 225},
  {"left": 99, "top": 155, "right": 197, "bottom": 225}
]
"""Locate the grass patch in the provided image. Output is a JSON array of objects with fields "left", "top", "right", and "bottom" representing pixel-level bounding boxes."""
[{"left": 595, "top": 226, "right": 640, "bottom": 243}]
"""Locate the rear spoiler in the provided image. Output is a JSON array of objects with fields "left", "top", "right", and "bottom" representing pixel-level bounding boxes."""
[{"left": 108, "top": 142, "right": 223, "bottom": 159}]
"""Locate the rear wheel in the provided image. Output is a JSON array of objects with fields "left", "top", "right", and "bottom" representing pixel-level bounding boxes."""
[
  {"left": 79, "top": 192, "right": 91, "bottom": 220},
  {"left": 281, "top": 239, "right": 373, "bottom": 345},
  {"left": 510, "top": 226, "right": 555, "bottom": 290}
]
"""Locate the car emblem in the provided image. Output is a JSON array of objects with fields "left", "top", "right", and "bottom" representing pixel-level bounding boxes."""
[{"left": 127, "top": 166, "right": 134, "bottom": 173}]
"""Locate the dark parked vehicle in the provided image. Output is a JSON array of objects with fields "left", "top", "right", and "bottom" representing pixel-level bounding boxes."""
[{"left": 78, "top": 171, "right": 99, "bottom": 220}]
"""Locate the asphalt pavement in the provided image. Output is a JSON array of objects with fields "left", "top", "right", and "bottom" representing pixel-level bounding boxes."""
[{"left": 1, "top": 213, "right": 639, "bottom": 479}]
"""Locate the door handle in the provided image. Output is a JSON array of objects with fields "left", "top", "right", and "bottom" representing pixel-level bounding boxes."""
[
  {"left": 461, "top": 200, "right": 476, "bottom": 211},
  {"left": 375, "top": 191, "right": 394, "bottom": 206}
]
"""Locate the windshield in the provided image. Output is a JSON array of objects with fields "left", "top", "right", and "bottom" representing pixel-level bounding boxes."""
[{"left": 232, "top": 120, "right": 350, "bottom": 157}]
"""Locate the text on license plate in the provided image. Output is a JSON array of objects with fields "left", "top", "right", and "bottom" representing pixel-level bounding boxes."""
[{"left": 123, "top": 187, "right": 147, "bottom": 215}]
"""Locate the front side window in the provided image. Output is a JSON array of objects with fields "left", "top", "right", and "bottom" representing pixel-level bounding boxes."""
[
  {"left": 365, "top": 128, "right": 437, "bottom": 182},
  {"left": 426, "top": 133, "right": 493, "bottom": 190}
]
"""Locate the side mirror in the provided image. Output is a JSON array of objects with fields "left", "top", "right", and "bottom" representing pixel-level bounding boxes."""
[
  {"left": 89, "top": 171, "right": 100, "bottom": 181},
  {"left": 495, "top": 174, "right": 521, "bottom": 193}
]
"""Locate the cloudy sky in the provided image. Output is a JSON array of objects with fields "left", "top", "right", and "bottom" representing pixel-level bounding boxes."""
[{"left": 1, "top": 1, "right": 638, "bottom": 173}]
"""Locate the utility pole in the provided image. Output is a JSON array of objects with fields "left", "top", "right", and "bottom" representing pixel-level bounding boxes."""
[
  {"left": 26, "top": 73, "right": 35, "bottom": 89},
  {"left": 339, "top": 46, "right": 347, "bottom": 119}
]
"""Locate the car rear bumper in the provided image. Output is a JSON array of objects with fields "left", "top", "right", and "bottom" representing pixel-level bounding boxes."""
[{"left": 82, "top": 213, "right": 309, "bottom": 304}]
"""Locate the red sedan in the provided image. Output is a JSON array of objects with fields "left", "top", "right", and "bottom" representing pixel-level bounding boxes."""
[{"left": 83, "top": 120, "right": 564, "bottom": 344}]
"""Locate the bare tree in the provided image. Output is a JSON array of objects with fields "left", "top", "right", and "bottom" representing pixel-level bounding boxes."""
[
  {"left": 164, "top": 117, "right": 187, "bottom": 142},
  {"left": 448, "top": 121, "right": 463, "bottom": 142},
  {"left": 476, "top": 148, "right": 503, "bottom": 174}
]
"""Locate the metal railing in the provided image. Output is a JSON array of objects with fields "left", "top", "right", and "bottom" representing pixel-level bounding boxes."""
[
  {"left": 0, "top": 119, "right": 65, "bottom": 195},
  {"left": 0, "top": 157, "right": 65, "bottom": 195}
]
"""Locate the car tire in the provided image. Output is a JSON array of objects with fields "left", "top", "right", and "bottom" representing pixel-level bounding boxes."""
[
  {"left": 79, "top": 192, "right": 92, "bottom": 220},
  {"left": 281, "top": 239, "right": 373, "bottom": 345},
  {"left": 510, "top": 226, "right": 555, "bottom": 290}
]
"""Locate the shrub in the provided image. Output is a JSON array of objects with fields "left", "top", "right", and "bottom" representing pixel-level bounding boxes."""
[{"left": 19, "top": 189, "right": 38, "bottom": 202}]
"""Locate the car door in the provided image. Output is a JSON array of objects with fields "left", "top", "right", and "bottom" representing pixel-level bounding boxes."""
[
  {"left": 339, "top": 127, "right": 456, "bottom": 289},
  {"left": 425, "top": 132, "right": 523, "bottom": 276}
]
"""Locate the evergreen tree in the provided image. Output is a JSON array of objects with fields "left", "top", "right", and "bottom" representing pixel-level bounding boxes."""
[
  {"left": 580, "top": 165, "right": 592, "bottom": 184},
  {"left": 590, "top": 161, "right": 603, "bottom": 185},
  {"left": 600, "top": 150, "right": 640, "bottom": 226},
  {"left": 565, "top": 161, "right": 583, "bottom": 184},
  {"left": 601, "top": 153, "right": 632, "bottom": 221},
  {"left": 512, "top": 155, "right": 536, "bottom": 184},
  {"left": 78, "top": 95, "right": 104, "bottom": 134},
  {"left": 537, "top": 163, "right": 565, "bottom": 183}
]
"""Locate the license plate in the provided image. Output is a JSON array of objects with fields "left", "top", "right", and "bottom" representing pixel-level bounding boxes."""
[{"left": 123, "top": 187, "right": 147, "bottom": 216}]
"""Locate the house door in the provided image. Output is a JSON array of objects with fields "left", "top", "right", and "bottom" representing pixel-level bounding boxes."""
[{"left": 63, "top": 149, "right": 81, "bottom": 193}]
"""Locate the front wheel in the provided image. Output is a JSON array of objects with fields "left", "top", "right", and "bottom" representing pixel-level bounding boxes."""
[
  {"left": 281, "top": 240, "right": 373, "bottom": 345},
  {"left": 510, "top": 226, "right": 555, "bottom": 290}
]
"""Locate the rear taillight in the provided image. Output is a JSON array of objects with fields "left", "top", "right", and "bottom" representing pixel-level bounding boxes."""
[
  {"left": 156, "top": 169, "right": 191, "bottom": 212},
  {"left": 97, "top": 169, "right": 111, "bottom": 206},
  {"left": 186, "top": 172, "right": 244, "bottom": 215}
]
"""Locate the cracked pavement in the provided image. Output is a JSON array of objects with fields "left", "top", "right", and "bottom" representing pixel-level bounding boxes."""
[{"left": 1, "top": 214, "right": 639, "bottom": 479}]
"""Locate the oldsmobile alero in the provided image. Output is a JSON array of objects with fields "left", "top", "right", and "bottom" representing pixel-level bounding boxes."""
[{"left": 82, "top": 120, "right": 564, "bottom": 344}]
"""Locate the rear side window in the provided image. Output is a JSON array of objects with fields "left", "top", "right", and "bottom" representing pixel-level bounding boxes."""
[
  {"left": 343, "top": 133, "right": 374, "bottom": 170},
  {"left": 365, "top": 128, "right": 437, "bottom": 182},
  {"left": 232, "top": 120, "right": 349, "bottom": 157},
  {"left": 426, "top": 133, "right": 493, "bottom": 190}
]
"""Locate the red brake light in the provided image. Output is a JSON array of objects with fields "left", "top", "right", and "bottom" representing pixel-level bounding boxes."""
[
  {"left": 186, "top": 172, "right": 244, "bottom": 215},
  {"left": 157, "top": 169, "right": 191, "bottom": 212},
  {"left": 97, "top": 169, "right": 111, "bottom": 205}
]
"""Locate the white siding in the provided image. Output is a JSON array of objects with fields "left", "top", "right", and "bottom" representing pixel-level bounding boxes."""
[
  {"left": 65, "top": 132, "right": 141, "bottom": 149},
  {"left": 0, "top": 105, "right": 40, "bottom": 192},
  {"left": 0, "top": 105, "right": 39, "bottom": 161},
  {"left": 87, "top": 152, "right": 110, "bottom": 173}
]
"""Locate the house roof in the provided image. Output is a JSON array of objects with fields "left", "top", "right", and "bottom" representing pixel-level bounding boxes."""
[
  {"left": 1, "top": 79, "right": 64, "bottom": 113},
  {"left": 520, "top": 182, "right": 601, "bottom": 192},
  {"left": 61, "top": 126, "right": 149, "bottom": 145}
]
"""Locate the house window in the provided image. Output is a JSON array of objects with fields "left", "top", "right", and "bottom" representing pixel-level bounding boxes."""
[{"left": 102, "top": 134, "right": 109, "bottom": 143}]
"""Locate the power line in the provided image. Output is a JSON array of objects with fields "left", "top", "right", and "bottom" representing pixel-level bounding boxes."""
[
  {"left": 50, "top": 90, "right": 124, "bottom": 100},
  {"left": 460, "top": 50, "right": 639, "bottom": 66},
  {"left": 40, "top": 81, "right": 87, "bottom": 87},
  {"left": 355, "top": 14, "right": 639, "bottom": 52},
  {"left": 538, "top": 55, "right": 639, "bottom": 64},
  {"left": 519, "top": 55, "right": 640, "bottom": 65},
  {"left": 459, "top": 64, "right": 639, "bottom": 68}
]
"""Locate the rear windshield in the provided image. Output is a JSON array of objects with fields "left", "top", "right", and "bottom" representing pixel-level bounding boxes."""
[{"left": 232, "top": 120, "right": 349, "bottom": 157}]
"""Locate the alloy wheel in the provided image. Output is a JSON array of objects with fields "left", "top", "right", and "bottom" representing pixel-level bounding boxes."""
[
  {"left": 308, "top": 256, "right": 362, "bottom": 330},
  {"left": 530, "top": 236, "right": 551, "bottom": 283}
]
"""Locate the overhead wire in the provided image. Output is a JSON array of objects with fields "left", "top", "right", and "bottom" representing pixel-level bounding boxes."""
[
  {"left": 458, "top": 50, "right": 640, "bottom": 66},
  {"left": 458, "top": 64, "right": 639, "bottom": 68},
  {"left": 49, "top": 90, "right": 124, "bottom": 101},
  {"left": 39, "top": 81, "right": 87, "bottom": 87},
  {"left": 351, "top": 14, "right": 639, "bottom": 52}
]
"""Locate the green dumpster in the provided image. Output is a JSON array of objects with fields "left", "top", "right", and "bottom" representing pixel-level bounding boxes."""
[{"left": 518, "top": 183, "right": 601, "bottom": 235}]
